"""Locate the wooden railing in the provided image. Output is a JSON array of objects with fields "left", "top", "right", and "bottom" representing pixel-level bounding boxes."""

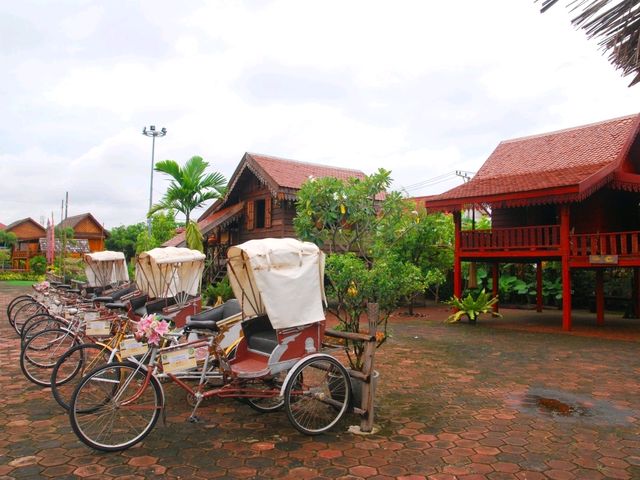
[
  {"left": 461, "top": 225, "right": 560, "bottom": 251},
  {"left": 570, "top": 231, "right": 640, "bottom": 257}
]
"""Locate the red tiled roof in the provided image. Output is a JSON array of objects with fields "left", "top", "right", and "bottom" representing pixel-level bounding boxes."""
[
  {"left": 248, "top": 153, "right": 366, "bottom": 190},
  {"left": 0, "top": 222, "right": 5, "bottom": 230},
  {"left": 199, "top": 152, "right": 374, "bottom": 221},
  {"left": 426, "top": 114, "right": 640, "bottom": 209},
  {"left": 164, "top": 202, "right": 245, "bottom": 247}
]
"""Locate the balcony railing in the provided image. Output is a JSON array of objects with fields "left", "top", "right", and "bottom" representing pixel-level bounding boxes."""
[
  {"left": 570, "top": 231, "right": 640, "bottom": 257},
  {"left": 461, "top": 225, "right": 560, "bottom": 252}
]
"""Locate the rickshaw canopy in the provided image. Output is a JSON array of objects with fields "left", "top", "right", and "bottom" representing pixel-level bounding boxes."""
[
  {"left": 135, "top": 247, "right": 205, "bottom": 301},
  {"left": 84, "top": 251, "right": 129, "bottom": 287},
  {"left": 227, "top": 238, "right": 326, "bottom": 329}
]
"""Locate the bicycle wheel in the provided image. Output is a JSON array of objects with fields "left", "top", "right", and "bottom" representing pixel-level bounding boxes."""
[
  {"left": 69, "top": 361, "right": 163, "bottom": 451},
  {"left": 21, "top": 314, "right": 66, "bottom": 347},
  {"left": 20, "top": 328, "right": 81, "bottom": 386},
  {"left": 244, "top": 372, "right": 286, "bottom": 413},
  {"left": 51, "top": 342, "right": 117, "bottom": 410},
  {"left": 12, "top": 301, "right": 47, "bottom": 336},
  {"left": 7, "top": 295, "right": 33, "bottom": 326},
  {"left": 284, "top": 355, "right": 351, "bottom": 435}
]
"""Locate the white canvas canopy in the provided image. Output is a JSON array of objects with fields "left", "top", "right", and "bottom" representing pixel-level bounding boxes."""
[
  {"left": 135, "top": 247, "right": 205, "bottom": 302},
  {"left": 84, "top": 251, "right": 129, "bottom": 288},
  {"left": 227, "top": 238, "right": 326, "bottom": 329}
]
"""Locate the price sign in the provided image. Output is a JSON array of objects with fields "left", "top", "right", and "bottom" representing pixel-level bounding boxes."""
[
  {"left": 120, "top": 338, "right": 148, "bottom": 358},
  {"left": 86, "top": 320, "right": 111, "bottom": 336},
  {"left": 84, "top": 311, "right": 100, "bottom": 321},
  {"left": 161, "top": 347, "right": 197, "bottom": 373}
]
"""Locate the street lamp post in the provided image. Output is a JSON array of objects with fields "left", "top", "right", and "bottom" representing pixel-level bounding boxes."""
[{"left": 142, "top": 125, "right": 167, "bottom": 235}]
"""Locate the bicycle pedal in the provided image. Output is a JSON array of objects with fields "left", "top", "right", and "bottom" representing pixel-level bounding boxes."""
[{"left": 188, "top": 415, "right": 201, "bottom": 423}]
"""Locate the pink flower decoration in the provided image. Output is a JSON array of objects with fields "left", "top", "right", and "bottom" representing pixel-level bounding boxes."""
[{"left": 135, "top": 314, "right": 171, "bottom": 346}]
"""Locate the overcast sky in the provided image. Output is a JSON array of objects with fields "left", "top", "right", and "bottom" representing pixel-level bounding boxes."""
[{"left": 3, "top": 0, "right": 640, "bottom": 229}]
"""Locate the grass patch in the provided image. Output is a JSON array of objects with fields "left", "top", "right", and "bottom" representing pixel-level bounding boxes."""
[{"left": 1, "top": 280, "right": 35, "bottom": 286}]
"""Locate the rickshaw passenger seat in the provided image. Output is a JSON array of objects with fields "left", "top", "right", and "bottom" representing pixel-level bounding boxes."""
[
  {"left": 242, "top": 315, "right": 278, "bottom": 354},
  {"left": 184, "top": 299, "right": 241, "bottom": 331}
]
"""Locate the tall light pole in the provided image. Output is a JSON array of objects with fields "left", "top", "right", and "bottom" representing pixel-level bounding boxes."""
[{"left": 142, "top": 125, "right": 167, "bottom": 235}]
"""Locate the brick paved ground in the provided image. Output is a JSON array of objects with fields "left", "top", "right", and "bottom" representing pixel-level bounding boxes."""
[{"left": 2, "top": 283, "right": 640, "bottom": 479}]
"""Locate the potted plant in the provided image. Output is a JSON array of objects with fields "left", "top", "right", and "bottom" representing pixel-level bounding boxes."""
[{"left": 445, "top": 289, "right": 501, "bottom": 324}]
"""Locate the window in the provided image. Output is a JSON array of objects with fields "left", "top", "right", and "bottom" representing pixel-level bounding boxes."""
[{"left": 255, "top": 199, "right": 266, "bottom": 228}]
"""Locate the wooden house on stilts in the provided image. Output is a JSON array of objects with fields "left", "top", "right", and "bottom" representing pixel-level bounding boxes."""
[{"left": 424, "top": 113, "right": 640, "bottom": 331}]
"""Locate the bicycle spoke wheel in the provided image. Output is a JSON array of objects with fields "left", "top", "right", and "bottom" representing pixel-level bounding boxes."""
[
  {"left": 21, "top": 314, "right": 65, "bottom": 347},
  {"left": 7, "top": 295, "right": 33, "bottom": 327},
  {"left": 12, "top": 301, "right": 47, "bottom": 336},
  {"left": 69, "top": 361, "right": 162, "bottom": 451},
  {"left": 51, "top": 343, "right": 116, "bottom": 410},
  {"left": 20, "top": 328, "right": 80, "bottom": 386},
  {"left": 244, "top": 373, "right": 286, "bottom": 413},
  {"left": 284, "top": 355, "right": 351, "bottom": 435}
]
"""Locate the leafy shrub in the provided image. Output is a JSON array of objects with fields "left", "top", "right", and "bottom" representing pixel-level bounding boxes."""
[
  {"left": 30, "top": 255, "right": 47, "bottom": 275},
  {"left": 0, "top": 271, "right": 45, "bottom": 281},
  {"left": 446, "top": 289, "right": 501, "bottom": 324},
  {"left": 202, "top": 277, "right": 234, "bottom": 305}
]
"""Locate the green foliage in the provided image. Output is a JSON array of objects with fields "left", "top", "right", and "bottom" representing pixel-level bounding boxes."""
[
  {"left": 325, "top": 252, "right": 424, "bottom": 369},
  {"left": 151, "top": 211, "right": 178, "bottom": 245},
  {"left": 446, "top": 290, "right": 501, "bottom": 323},
  {"left": 462, "top": 215, "right": 491, "bottom": 230},
  {"left": 135, "top": 230, "right": 157, "bottom": 255},
  {"left": 0, "top": 248, "right": 10, "bottom": 269},
  {"left": 0, "top": 230, "right": 17, "bottom": 248},
  {"left": 30, "top": 255, "right": 47, "bottom": 275},
  {"left": 185, "top": 221, "right": 204, "bottom": 252},
  {"left": 106, "top": 223, "right": 146, "bottom": 260},
  {"left": 0, "top": 271, "right": 44, "bottom": 281},
  {"left": 294, "top": 168, "right": 393, "bottom": 259},
  {"left": 202, "top": 277, "right": 234, "bottom": 305},
  {"left": 148, "top": 155, "right": 227, "bottom": 225}
]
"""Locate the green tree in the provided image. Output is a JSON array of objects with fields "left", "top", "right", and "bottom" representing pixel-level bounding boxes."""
[
  {"left": 295, "top": 169, "right": 425, "bottom": 370},
  {"left": 151, "top": 210, "right": 178, "bottom": 245},
  {"left": 377, "top": 204, "right": 454, "bottom": 309},
  {"left": 294, "top": 168, "right": 394, "bottom": 260},
  {"left": 54, "top": 226, "right": 75, "bottom": 281},
  {"left": 0, "top": 230, "right": 17, "bottom": 248},
  {"left": 148, "top": 156, "right": 226, "bottom": 251},
  {"left": 106, "top": 223, "right": 146, "bottom": 260}
]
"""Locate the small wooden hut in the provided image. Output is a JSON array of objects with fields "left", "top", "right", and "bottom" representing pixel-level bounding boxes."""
[
  {"left": 165, "top": 152, "right": 369, "bottom": 282},
  {"left": 4, "top": 218, "right": 46, "bottom": 270}
]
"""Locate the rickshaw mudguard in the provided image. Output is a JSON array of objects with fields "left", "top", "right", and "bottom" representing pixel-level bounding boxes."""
[{"left": 278, "top": 352, "right": 342, "bottom": 397}]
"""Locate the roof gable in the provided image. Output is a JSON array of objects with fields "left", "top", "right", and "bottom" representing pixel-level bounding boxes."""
[
  {"left": 58, "top": 213, "right": 109, "bottom": 237},
  {"left": 199, "top": 152, "right": 368, "bottom": 221},
  {"left": 426, "top": 113, "right": 640, "bottom": 210},
  {"left": 4, "top": 218, "right": 46, "bottom": 240}
]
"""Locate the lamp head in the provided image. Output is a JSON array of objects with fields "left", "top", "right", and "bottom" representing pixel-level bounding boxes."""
[
  {"left": 150, "top": 125, "right": 156, "bottom": 131},
  {"left": 161, "top": 127, "right": 167, "bottom": 134}
]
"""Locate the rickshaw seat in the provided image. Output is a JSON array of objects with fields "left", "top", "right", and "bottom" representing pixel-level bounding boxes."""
[
  {"left": 145, "top": 296, "right": 177, "bottom": 314},
  {"left": 185, "top": 299, "right": 241, "bottom": 331},
  {"left": 127, "top": 294, "right": 149, "bottom": 316},
  {"left": 105, "top": 302, "right": 126, "bottom": 310},
  {"left": 242, "top": 315, "right": 277, "bottom": 354}
]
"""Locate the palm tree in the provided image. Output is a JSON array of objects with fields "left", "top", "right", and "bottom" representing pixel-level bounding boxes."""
[
  {"left": 149, "top": 156, "right": 227, "bottom": 225},
  {"left": 148, "top": 156, "right": 227, "bottom": 251},
  {"left": 539, "top": 1, "right": 640, "bottom": 86}
]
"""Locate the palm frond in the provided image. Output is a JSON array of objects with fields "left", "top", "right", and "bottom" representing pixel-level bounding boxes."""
[{"left": 539, "top": 0, "right": 640, "bottom": 86}]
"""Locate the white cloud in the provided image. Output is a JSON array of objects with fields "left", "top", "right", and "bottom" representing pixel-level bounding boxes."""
[{"left": 3, "top": 0, "right": 640, "bottom": 231}]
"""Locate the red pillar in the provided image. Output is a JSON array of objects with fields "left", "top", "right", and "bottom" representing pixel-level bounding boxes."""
[
  {"left": 492, "top": 262, "right": 499, "bottom": 313},
  {"left": 560, "top": 204, "right": 572, "bottom": 331},
  {"left": 536, "top": 261, "right": 543, "bottom": 313},
  {"left": 595, "top": 269, "right": 604, "bottom": 326},
  {"left": 634, "top": 268, "right": 640, "bottom": 319},
  {"left": 453, "top": 211, "right": 462, "bottom": 299}
]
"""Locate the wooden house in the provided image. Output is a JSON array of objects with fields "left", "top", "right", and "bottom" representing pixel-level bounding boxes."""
[
  {"left": 165, "top": 152, "right": 369, "bottom": 282},
  {"left": 425, "top": 113, "right": 640, "bottom": 331},
  {"left": 57, "top": 213, "right": 109, "bottom": 252},
  {"left": 4, "top": 218, "right": 46, "bottom": 270}
]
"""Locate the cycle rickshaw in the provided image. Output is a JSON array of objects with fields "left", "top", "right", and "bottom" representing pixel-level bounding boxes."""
[{"left": 69, "top": 238, "right": 353, "bottom": 451}]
